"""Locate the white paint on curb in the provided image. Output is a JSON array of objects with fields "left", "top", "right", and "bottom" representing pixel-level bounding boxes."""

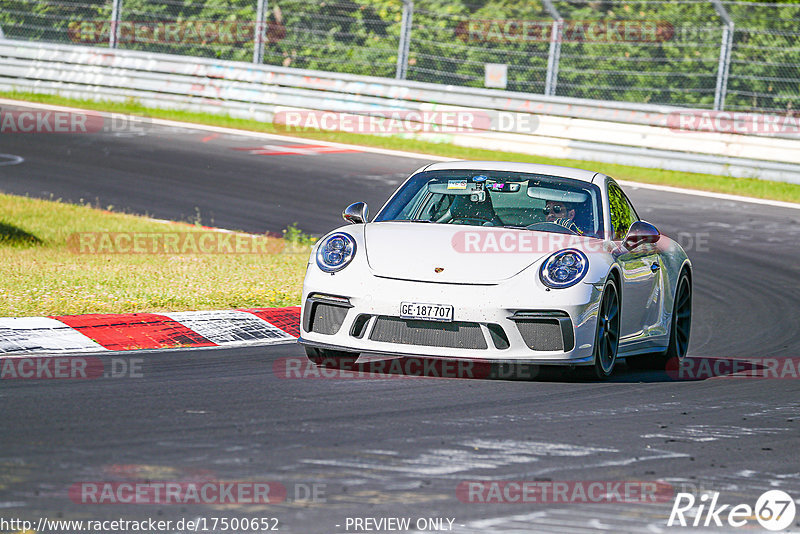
[
  {"left": 0, "top": 317, "right": 105, "bottom": 354},
  {"left": 0, "top": 311, "right": 298, "bottom": 356},
  {"left": 165, "top": 310, "right": 293, "bottom": 346}
]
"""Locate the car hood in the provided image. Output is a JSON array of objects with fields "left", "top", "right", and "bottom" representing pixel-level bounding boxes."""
[{"left": 364, "top": 222, "right": 566, "bottom": 284}]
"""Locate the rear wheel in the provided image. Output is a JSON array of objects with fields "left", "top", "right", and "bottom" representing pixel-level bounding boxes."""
[
  {"left": 581, "top": 277, "right": 620, "bottom": 380},
  {"left": 668, "top": 272, "right": 693, "bottom": 361},
  {"left": 627, "top": 271, "right": 692, "bottom": 370},
  {"left": 305, "top": 346, "right": 360, "bottom": 369}
]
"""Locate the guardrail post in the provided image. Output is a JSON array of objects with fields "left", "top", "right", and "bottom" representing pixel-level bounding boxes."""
[
  {"left": 541, "top": 0, "right": 562, "bottom": 97},
  {"left": 109, "top": 0, "right": 122, "bottom": 48},
  {"left": 253, "top": 0, "right": 268, "bottom": 64},
  {"left": 396, "top": 0, "right": 414, "bottom": 80},
  {"left": 711, "top": 0, "right": 734, "bottom": 111}
]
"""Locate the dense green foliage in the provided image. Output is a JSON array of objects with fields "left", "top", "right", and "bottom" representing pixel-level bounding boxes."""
[{"left": 2, "top": 0, "right": 798, "bottom": 111}]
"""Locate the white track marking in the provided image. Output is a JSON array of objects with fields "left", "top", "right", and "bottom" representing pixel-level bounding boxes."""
[
  {"left": 0, "top": 317, "right": 106, "bottom": 355},
  {"left": 0, "top": 153, "right": 24, "bottom": 166},
  {"left": 463, "top": 439, "right": 616, "bottom": 456},
  {"left": 164, "top": 310, "right": 293, "bottom": 345},
  {"left": 4, "top": 98, "right": 797, "bottom": 210},
  {"left": 641, "top": 424, "right": 786, "bottom": 442},
  {"left": 464, "top": 512, "right": 549, "bottom": 531},
  {"left": 303, "top": 440, "right": 618, "bottom": 476},
  {"left": 618, "top": 180, "right": 800, "bottom": 210},
  {"left": 0, "top": 501, "right": 27, "bottom": 509}
]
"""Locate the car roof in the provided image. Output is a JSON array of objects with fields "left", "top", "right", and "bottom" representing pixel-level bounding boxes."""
[{"left": 421, "top": 161, "right": 601, "bottom": 183}]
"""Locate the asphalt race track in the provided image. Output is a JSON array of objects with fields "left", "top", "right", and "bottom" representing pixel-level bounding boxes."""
[{"left": 2, "top": 103, "right": 800, "bottom": 533}]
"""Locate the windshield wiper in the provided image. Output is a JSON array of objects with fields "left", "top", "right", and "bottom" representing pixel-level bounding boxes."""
[{"left": 405, "top": 219, "right": 434, "bottom": 223}]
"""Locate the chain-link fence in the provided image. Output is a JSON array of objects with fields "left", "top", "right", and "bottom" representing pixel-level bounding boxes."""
[
  {"left": 551, "top": 1, "right": 724, "bottom": 108},
  {"left": 1, "top": 0, "right": 798, "bottom": 113},
  {"left": 725, "top": 1, "right": 800, "bottom": 112},
  {"left": 406, "top": 3, "right": 552, "bottom": 94}
]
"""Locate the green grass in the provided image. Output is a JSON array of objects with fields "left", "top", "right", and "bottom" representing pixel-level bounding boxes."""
[
  {"left": 4, "top": 89, "right": 800, "bottom": 204},
  {"left": 0, "top": 193, "right": 310, "bottom": 317}
]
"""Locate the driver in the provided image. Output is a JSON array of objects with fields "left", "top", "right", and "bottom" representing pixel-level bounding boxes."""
[{"left": 545, "top": 200, "right": 584, "bottom": 235}]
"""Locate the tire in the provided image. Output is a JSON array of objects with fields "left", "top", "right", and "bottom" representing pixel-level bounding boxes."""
[
  {"left": 305, "top": 346, "right": 360, "bottom": 369},
  {"left": 627, "top": 271, "right": 692, "bottom": 370},
  {"left": 580, "top": 277, "right": 621, "bottom": 380}
]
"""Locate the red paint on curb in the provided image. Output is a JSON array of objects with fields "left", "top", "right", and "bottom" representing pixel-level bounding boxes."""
[
  {"left": 53, "top": 313, "right": 216, "bottom": 351},
  {"left": 240, "top": 307, "right": 301, "bottom": 338}
]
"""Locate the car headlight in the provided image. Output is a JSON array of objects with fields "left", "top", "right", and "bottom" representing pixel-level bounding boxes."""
[
  {"left": 540, "top": 249, "right": 589, "bottom": 288},
  {"left": 316, "top": 232, "right": 356, "bottom": 272}
]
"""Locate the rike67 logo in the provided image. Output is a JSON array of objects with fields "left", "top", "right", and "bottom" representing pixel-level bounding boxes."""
[{"left": 668, "top": 490, "right": 796, "bottom": 531}]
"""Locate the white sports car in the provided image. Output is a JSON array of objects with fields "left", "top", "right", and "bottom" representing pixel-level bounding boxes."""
[{"left": 298, "top": 161, "right": 692, "bottom": 378}]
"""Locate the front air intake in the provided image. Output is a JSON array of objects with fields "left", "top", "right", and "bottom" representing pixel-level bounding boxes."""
[
  {"left": 511, "top": 311, "right": 575, "bottom": 352},
  {"left": 369, "top": 316, "right": 488, "bottom": 350},
  {"left": 308, "top": 303, "right": 349, "bottom": 335},
  {"left": 303, "top": 294, "right": 352, "bottom": 335}
]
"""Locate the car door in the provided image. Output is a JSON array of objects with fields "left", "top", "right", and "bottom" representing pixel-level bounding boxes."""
[{"left": 607, "top": 180, "right": 663, "bottom": 345}]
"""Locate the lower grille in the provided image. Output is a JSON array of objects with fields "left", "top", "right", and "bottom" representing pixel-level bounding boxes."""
[
  {"left": 308, "top": 302, "right": 349, "bottom": 335},
  {"left": 369, "top": 316, "right": 488, "bottom": 350},
  {"left": 516, "top": 320, "right": 564, "bottom": 351}
]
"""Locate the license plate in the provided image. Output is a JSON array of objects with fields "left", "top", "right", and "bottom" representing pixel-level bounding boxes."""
[{"left": 400, "top": 302, "right": 454, "bottom": 322}]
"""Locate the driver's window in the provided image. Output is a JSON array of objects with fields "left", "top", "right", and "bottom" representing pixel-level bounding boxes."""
[
  {"left": 608, "top": 182, "right": 636, "bottom": 240},
  {"left": 397, "top": 186, "right": 431, "bottom": 220}
]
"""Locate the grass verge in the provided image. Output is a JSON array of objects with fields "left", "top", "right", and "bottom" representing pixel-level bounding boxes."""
[
  {"left": 3, "top": 90, "right": 800, "bottom": 204},
  {"left": 0, "top": 193, "right": 310, "bottom": 316}
]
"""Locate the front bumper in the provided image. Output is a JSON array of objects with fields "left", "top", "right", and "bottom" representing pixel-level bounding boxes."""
[{"left": 299, "top": 266, "right": 603, "bottom": 365}]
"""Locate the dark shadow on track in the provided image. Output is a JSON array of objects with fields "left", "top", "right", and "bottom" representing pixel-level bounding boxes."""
[{"left": 308, "top": 354, "right": 779, "bottom": 384}]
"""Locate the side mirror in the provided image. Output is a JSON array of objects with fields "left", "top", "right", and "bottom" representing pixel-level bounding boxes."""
[
  {"left": 624, "top": 220, "right": 660, "bottom": 250},
  {"left": 342, "top": 202, "right": 369, "bottom": 225}
]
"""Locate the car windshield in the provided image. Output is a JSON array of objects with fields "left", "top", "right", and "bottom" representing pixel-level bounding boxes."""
[{"left": 374, "top": 170, "right": 604, "bottom": 238}]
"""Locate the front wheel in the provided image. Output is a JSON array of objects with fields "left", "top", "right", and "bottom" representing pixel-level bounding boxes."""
[
  {"left": 305, "top": 346, "right": 360, "bottom": 369},
  {"left": 581, "top": 277, "right": 620, "bottom": 380}
]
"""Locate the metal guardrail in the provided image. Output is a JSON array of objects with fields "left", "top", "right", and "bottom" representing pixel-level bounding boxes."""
[{"left": 2, "top": 39, "right": 800, "bottom": 184}]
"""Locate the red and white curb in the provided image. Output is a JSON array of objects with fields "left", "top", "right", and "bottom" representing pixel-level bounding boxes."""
[{"left": 0, "top": 307, "right": 300, "bottom": 356}]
